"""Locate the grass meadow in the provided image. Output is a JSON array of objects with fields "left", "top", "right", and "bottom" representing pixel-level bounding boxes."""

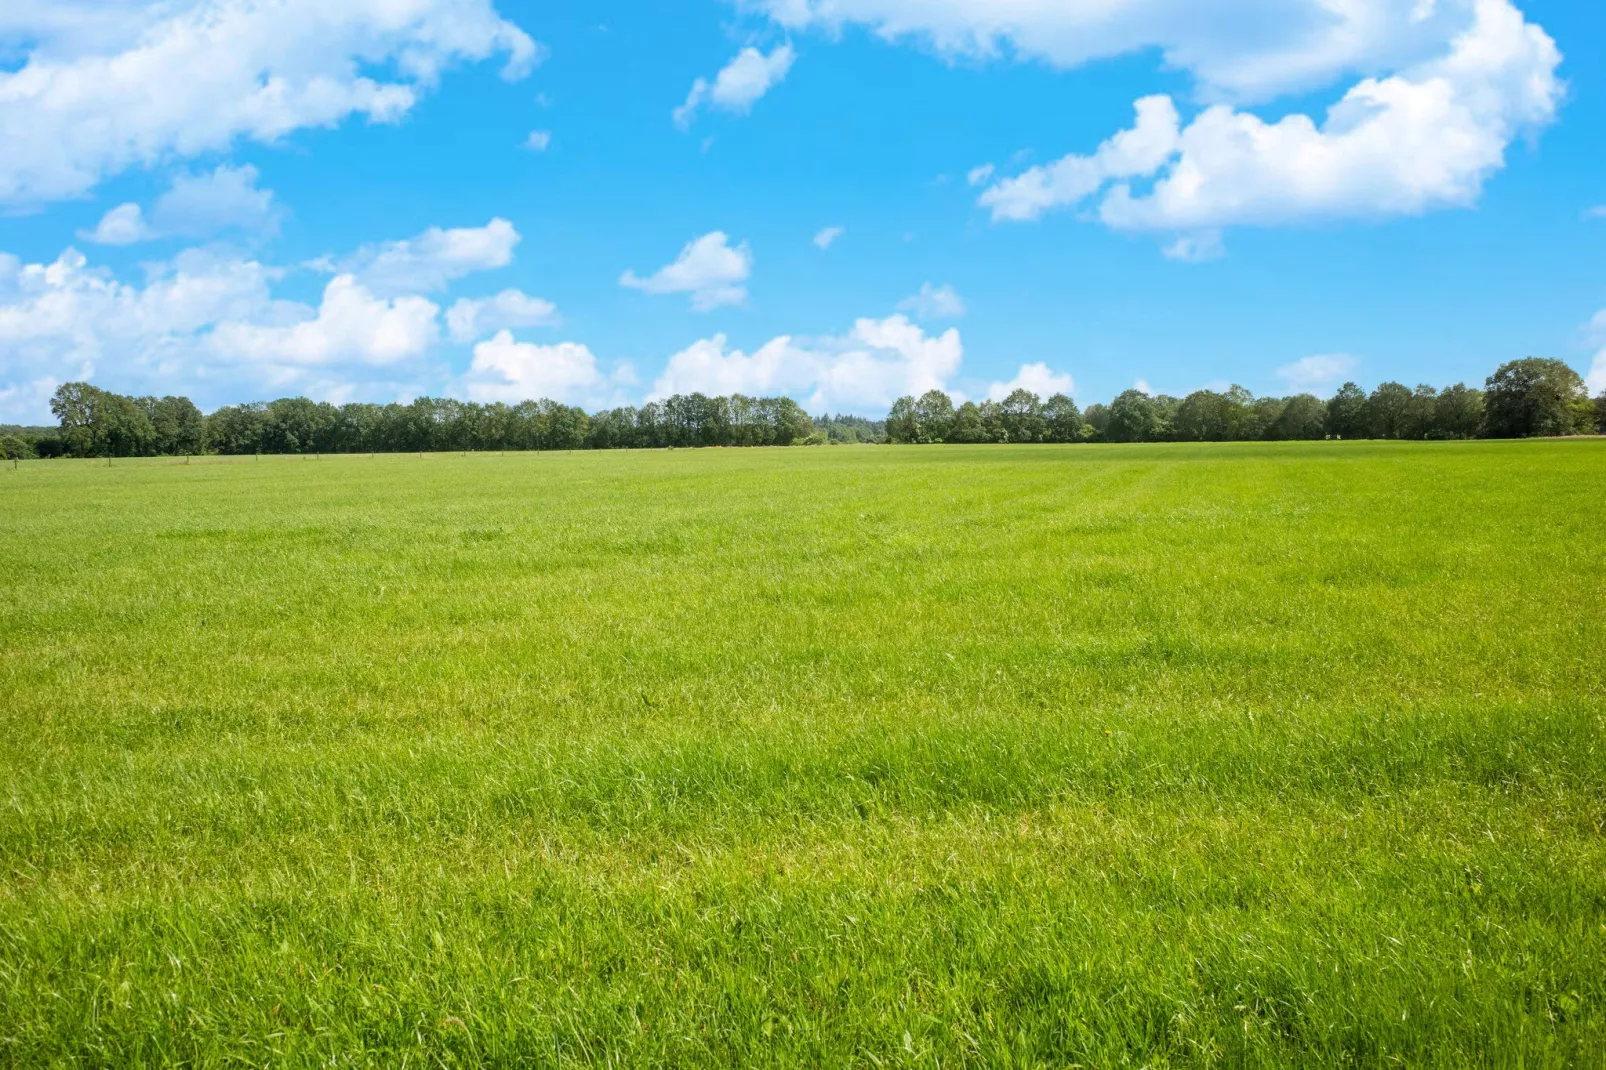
[{"left": 1, "top": 441, "right": 1604, "bottom": 1068}]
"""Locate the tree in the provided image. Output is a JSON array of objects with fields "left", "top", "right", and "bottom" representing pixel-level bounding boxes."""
[
  {"left": 977, "top": 400, "right": 1007, "bottom": 442},
  {"left": 1325, "top": 383, "right": 1368, "bottom": 439},
  {"left": 261, "top": 397, "right": 332, "bottom": 453},
  {"left": 1400, "top": 385, "right": 1439, "bottom": 440},
  {"left": 814, "top": 413, "right": 887, "bottom": 444},
  {"left": 949, "top": 401, "right": 985, "bottom": 443},
  {"left": 207, "top": 403, "right": 268, "bottom": 454},
  {"left": 1483, "top": 358, "right": 1591, "bottom": 438},
  {"left": 1272, "top": 395, "right": 1327, "bottom": 440},
  {"left": 149, "top": 396, "right": 206, "bottom": 455},
  {"left": 1042, "top": 394, "right": 1084, "bottom": 442},
  {"left": 1433, "top": 384, "right": 1484, "bottom": 439},
  {"left": 999, "top": 389, "right": 1046, "bottom": 443},
  {"left": 546, "top": 401, "right": 591, "bottom": 450},
  {"left": 886, "top": 397, "right": 917, "bottom": 443},
  {"left": 50, "top": 384, "right": 156, "bottom": 457},
  {"left": 912, "top": 390, "right": 956, "bottom": 444},
  {"left": 1366, "top": 382, "right": 1412, "bottom": 439},
  {"left": 1106, "top": 390, "right": 1163, "bottom": 443},
  {"left": 1082, "top": 403, "right": 1110, "bottom": 440},
  {"left": 0, "top": 434, "right": 33, "bottom": 461},
  {"left": 1151, "top": 395, "right": 1181, "bottom": 441},
  {"left": 1175, "top": 390, "right": 1233, "bottom": 441},
  {"left": 768, "top": 397, "right": 815, "bottom": 445},
  {"left": 336, "top": 403, "right": 382, "bottom": 452},
  {"left": 1247, "top": 396, "right": 1285, "bottom": 440},
  {"left": 1596, "top": 391, "right": 1606, "bottom": 435},
  {"left": 50, "top": 382, "right": 107, "bottom": 457}
]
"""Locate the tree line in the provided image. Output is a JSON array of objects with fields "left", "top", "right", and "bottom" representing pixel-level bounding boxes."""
[
  {"left": 5, "top": 386, "right": 827, "bottom": 459},
  {"left": 886, "top": 359, "right": 1605, "bottom": 444},
  {"left": 0, "top": 357, "right": 1599, "bottom": 462}
]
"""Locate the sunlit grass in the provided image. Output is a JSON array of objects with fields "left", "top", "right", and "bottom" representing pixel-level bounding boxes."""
[{"left": 1, "top": 441, "right": 1603, "bottom": 1067}]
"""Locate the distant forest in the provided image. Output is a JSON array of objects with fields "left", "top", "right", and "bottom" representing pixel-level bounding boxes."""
[{"left": 1, "top": 358, "right": 1600, "bottom": 461}]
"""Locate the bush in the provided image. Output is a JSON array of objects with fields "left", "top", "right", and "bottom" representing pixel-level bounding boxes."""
[{"left": 0, "top": 434, "right": 35, "bottom": 461}]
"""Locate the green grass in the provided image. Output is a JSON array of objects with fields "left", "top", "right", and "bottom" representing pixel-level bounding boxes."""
[{"left": 1, "top": 441, "right": 1603, "bottom": 1068}]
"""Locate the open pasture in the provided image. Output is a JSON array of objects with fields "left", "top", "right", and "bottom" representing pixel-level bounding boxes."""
[{"left": 1, "top": 441, "right": 1604, "bottom": 1067}]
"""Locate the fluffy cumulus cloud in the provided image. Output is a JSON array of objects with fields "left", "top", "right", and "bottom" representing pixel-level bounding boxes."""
[
  {"left": 1278, "top": 353, "right": 1359, "bottom": 394},
  {"left": 0, "top": 215, "right": 536, "bottom": 418},
  {"left": 461, "top": 331, "right": 624, "bottom": 406},
  {"left": 651, "top": 314, "right": 962, "bottom": 412},
  {"left": 674, "top": 44, "right": 796, "bottom": 128},
  {"left": 82, "top": 203, "right": 153, "bottom": 246},
  {"left": 446, "top": 289, "right": 559, "bottom": 343},
  {"left": 758, "top": 0, "right": 1562, "bottom": 246},
  {"left": 84, "top": 164, "right": 280, "bottom": 245},
  {"left": 621, "top": 231, "right": 752, "bottom": 311},
  {"left": 980, "top": 95, "right": 1182, "bottom": 223},
  {"left": 755, "top": 0, "right": 1535, "bottom": 100},
  {"left": 897, "top": 282, "right": 966, "bottom": 320},
  {"left": 979, "top": 0, "right": 1560, "bottom": 239},
  {"left": 324, "top": 219, "right": 520, "bottom": 295},
  {"left": 1587, "top": 310, "right": 1606, "bottom": 396},
  {"left": 208, "top": 276, "right": 438, "bottom": 369},
  {"left": 987, "top": 362, "right": 1074, "bottom": 401},
  {"left": 0, "top": 0, "right": 539, "bottom": 206},
  {"left": 0, "top": 245, "right": 280, "bottom": 416}
]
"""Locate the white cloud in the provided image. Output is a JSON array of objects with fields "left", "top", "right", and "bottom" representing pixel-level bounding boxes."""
[
  {"left": 1162, "top": 231, "right": 1225, "bottom": 263},
  {"left": 1133, "top": 379, "right": 1153, "bottom": 395},
  {"left": 1587, "top": 311, "right": 1606, "bottom": 396},
  {"left": 0, "top": 247, "right": 276, "bottom": 360},
  {"left": 621, "top": 231, "right": 752, "bottom": 311},
  {"left": 1277, "top": 353, "right": 1359, "bottom": 394},
  {"left": 208, "top": 276, "right": 438, "bottom": 367},
  {"left": 82, "top": 203, "right": 153, "bottom": 246},
  {"left": 980, "top": 95, "right": 1182, "bottom": 223},
  {"left": 446, "top": 289, "right": 559, "bottom": 343},
  {"left": 0, "top": 245, "right": 282, "bottom": 417},
  {"left": 966, "top": 163, "right": 995, "bottom": 187},
  {"left": 754, "top": 0, "right": 1531, "bottom": 101},
  {"left": 0, "top": 375, "right": 61, "bottom": 424},
  {"left": 651, "top": 314, "right": 962, "bottom": 413},
  {"left": 463, "top": 331, "right": 617, "bottom": 405},
  {"left": 898, "top": 282, "right": 966, "bottom": 320},
  {"left": 0, "top": 232, "right": 487, "bottom": 418},
  {"left": 525, "top": 130, "right": 552, "bottom": 151},
  {"left": 987, "top": 362, "right": 1074, "bottom": 401},
  {"left": 328, "top": 218, "right": 520, "bottom": 295},
  {"left": 0, "top": 0, "right": 539, "bottom": 206},
  {"left": 976, "top": 0, "right": 1560, "bottom": 241},
  {"left": 1586, "top": 206, "right": 1606, "bottom": 221},
  {"left": 154, "top": 164, "right": 280, "bottom": 237},
  {"left": 813, "top": 225, "right": 845, "bottom": 249},
  {"left": 84, "top": 165, "right": 280, "bottom": 245},
  {"left": 674, "top": 44, "right": 795, "bottom": 128}
]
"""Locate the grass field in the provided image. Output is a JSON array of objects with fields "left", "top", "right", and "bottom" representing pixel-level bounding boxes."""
[{"left": 1, "top": 441, "right": 1604, "bottom": 1067}]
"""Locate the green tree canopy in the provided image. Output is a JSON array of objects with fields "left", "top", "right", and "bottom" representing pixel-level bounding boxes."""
[
  {"left": 1106, "top": 390, "right": 1163, "bottom": 443},
  {"left": 1326, "top": 383, "right": 1368, "bottom": 440},
  {"left": 912, "top": 390, "right": 956, "bottom": 444},
  {"left": 1483, "top": 358, "right": 1591, "bottom": 438}
]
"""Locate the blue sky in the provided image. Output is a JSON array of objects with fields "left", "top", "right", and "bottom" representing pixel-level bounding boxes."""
[{"left": 1, "top": 0, "right": 1603, "bottom": 421}]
